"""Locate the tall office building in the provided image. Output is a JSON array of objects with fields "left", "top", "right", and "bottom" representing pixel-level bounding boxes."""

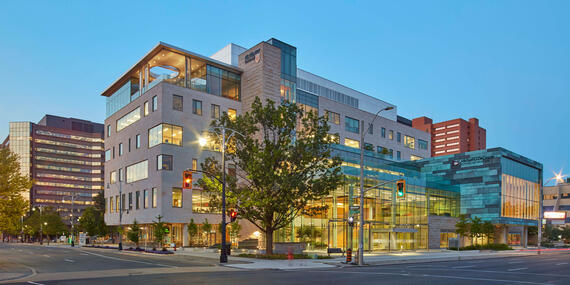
[
  {"left": 102, "top": 39, "right": 431, "bottom": 246},
  {"left": 412, "top": 116, "right": 486, "bottom": 157},
  {"left": 2, "top": 115, "right": 104, "bottom": 223}
]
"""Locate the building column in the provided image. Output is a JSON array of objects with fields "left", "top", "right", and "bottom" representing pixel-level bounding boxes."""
[
  {"left": 504, "top": 225, "right": 509, "bottom": 245},
  {"left": 183, "top": 224, "right": 189, "bottom": 247},
  {"left": 523, "top": 226, "right": 528, "bottom": 248}
]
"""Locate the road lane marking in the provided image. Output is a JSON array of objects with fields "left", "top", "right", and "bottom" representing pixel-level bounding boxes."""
[
  {"left": 42, "top": 255, "right": 50, "bottom": 258},
  {"left": 78, "top": 250, "right": 175, "bottom": 268},
  {"left": 452, "top": 265, "right": 476, "bottom": 268},
  {"left": 26, "top": 281, "right": 44, "bottom": 285},
  {"left": 402, "top": 267, "right": 570, "bottom": 278},
  {"left": 508, "top": 261, "right": 524, "bottom": 264},
  {"left": 556, "top": 262, "right": 568, "bottom": 265},
  {"left": 508, "top": 267, "right": 528, "bottom": 271},
  {"left": 64, "top": 259, "right": 75, "bottom": 263}
]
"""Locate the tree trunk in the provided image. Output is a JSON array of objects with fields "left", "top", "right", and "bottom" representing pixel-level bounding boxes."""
[{"left": 265, "top": 228, "right": 274, "bottom": 255}]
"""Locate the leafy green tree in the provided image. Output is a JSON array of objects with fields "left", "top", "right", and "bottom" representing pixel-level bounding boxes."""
[
  {"left": 127, "top": 220, "right": 141, "bottom": 248},
  {"left": 187, "top": 218, "right": 198, "bottom": 246},
  {"left": 199, "top": 97, "right": 343, "bottom": 254},
  {"left": 79, "top": 207, "right": 103, "bottom": 237},
  {"left": 152, "top": 215, "right": 168, "bottom": 250},
  {"left": 24, "top": 207, "right": 66, "bottom": 240},
  {"left": 0, "top": 148, "right": 33, "bottom": 238},
  {"left": 470, "top": 217, "right": 483, "bottom": 245},
  {"left": 229, "top": 222, "right": 241, "bottom": 244},
  {"left": 481, "top": 221, "right": 495, "bottom": 245},
  {"left": 455, "top": 214, "right": 470, "bottom": 246},
  {"left": 202, "top": 218, "right": 212, "bottom": 246}
]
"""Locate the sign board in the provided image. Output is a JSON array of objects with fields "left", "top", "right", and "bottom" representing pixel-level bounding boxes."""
[
  {"left": 552, "top": 219, "right": 565, "bottom": 225},
  {"left": 544, "top": 211, "right": 567, "bottom": 220},
  {"left": 349, "top": 206, "right": 360, "bottom": 215},
  {"left": 244, "top": 49, "right": 261, "bottom": 64},
  {"left": 79, "top": 233, "right": 87, "bottom": 245}
]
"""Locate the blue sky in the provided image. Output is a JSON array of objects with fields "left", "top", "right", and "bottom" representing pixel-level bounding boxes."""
[{"left": 0, "top": 1, "right": 568, "bottom": 183}]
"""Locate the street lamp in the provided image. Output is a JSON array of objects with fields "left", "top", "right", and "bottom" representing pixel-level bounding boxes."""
[
  {"left": 199, "top": 126, "right": 244, "bottom": 263},
  {"left": 62, "top": 193, "right": 79, "bottom": 246},
  {"left": 33, "top": 206, "right": 45, "bottom": 245},
  {"left": 358, "top": 106, "right": 394, "bottom": 266}
]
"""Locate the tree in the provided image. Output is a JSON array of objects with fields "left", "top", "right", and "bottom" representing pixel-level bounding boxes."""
[
  {"left": 455, "top": 215, "right": 470, "bottom": 246},
  {"left": 187, "top": 218, "right": 198, "bottom": 247},
  {"left": 79, "top": 207, "right": 103, "bottom": 237},
  {"left": 202, "top": 218, "right": 212, "bottom": 246},
  {"left": 481, "top": 221, "right": 495, "bottom": 245},
  {"left": 199, "top": 97, "right": 343, "bottom": 254},
  {"left": 0, "top": 148, "right": 33, "bottom": 239},
  {"left": 152, "top": 215, "right": 168, "bottom": 250},
  {"left": 229, "top": 222, "right": 241, "bottom": 244},
  {"left": 127, "top": 220, "right": 141, "bottom": 248},
  {"left": 24, "top": 207, "right": 66, "bottom": 240},
  {"left": 469, "top": 217, "right": 483, "bottom": 245}
]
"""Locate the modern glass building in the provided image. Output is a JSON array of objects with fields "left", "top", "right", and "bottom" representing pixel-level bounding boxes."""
[
  {"left": 275, "top": 145, "right": 460, "bottom": 251},
  {"left": 409, "top": 147, "right": 542, "bottom": 246}
]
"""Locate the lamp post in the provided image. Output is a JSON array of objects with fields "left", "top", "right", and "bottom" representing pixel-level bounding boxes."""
[
  {"left": 358, "top": 106, "right": 394, "bottom": 266},
  {"left": 33, "top": 206, "right": 44, "bottom": 245},
  {"left": 63, "top": 193, "right": 79, "bottom": 246},
  {"left": 199, "top": 126, "right": 244, "bottom": 263}
]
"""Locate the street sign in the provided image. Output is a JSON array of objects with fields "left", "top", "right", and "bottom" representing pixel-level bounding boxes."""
[
  {"left": 349, "top": 206, "right": 360, "bottom": 215},
  {"left": 544, "top": 211, "right": 566, "bottom": 220}
]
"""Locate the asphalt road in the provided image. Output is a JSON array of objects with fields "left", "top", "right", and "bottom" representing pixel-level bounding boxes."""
[{"left": 2, "top": 243, "right": 570, "bottom": 284}]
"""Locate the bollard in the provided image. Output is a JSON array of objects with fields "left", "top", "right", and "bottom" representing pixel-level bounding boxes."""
[
  {"left": 174, "top": 245, "right": 177, "bottom": 251},
  {"left": 346, "top": 248, "right": 352, "bottom": 263},
  {"left": 353, "top": 249, "right": 359, "bottom": 265}
]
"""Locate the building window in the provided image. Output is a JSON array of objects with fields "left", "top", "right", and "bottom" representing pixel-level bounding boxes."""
[
  {"left": 135, "top": 191, "right": 140, "bottom": 210},
  {"left": 211, "top": 104, "right": 220, "bottom": 119},
  {"left": 325, "top": 110, "right": 340, "bottom": 125},
  {"left": 364, "top": 143, "right": 374, "bottom": 151},
  {"left": 192, "top": 99, "right": 202, "bottom": 115},
  {"left": 148, "top": 123, "right": 183, "bottom": 147},
  {"left": 109, "top": 196, "right": 114, "bottom": 213},
  {"left": 151, "top": 188, "right": 157, "bottom": 208},
  {"left": 144, "top": 101, "right": 149, "bottom": 116},
  {"left": 206, "top": 65, "right": 241, "bottom": 100},
  {"left": 344, "top": 138, "right": 360, "bottom": 149},
  {"left": 118, "top": 143, "right": 123, "bottom": 156},
  {"left": 388, "top": 130, "right": 394, "bottom": 140},
  {"left": 115, "top": 195, "right": 119, "bottom": 212},
  {"left": 128, "top": 138, "right": 131, "bottom": 152},
  {"left": 136, "top": 134, "right": 141, "bottom": 149},
  {"left": 128, "top": 192, "right": 133, "bottom": 210},
  {"left": 118, "top": 168, "right": 123, "bottom": 182},
  {"left": 345, "top": 117, "right": 359, "bottom": 133},
  {"left": 418, "top": 139, "right": 428, "bottom": 150},
  {"left": 397, "top": 132, "right": 401, "bottom": 143},
  {"left": 368, "top": 123, "right": 373, "bottom": 135},
  {"left": 116, "top": 107, "right": 141, "bottom": 132},
  {"left": 143, "top": 189, "right": 148, "bottom": 209},
  {"left": 173, "top": 95, "right": 183, "bottom": 111},
  {"left": 112, "top": 146, "right": 115, "bottom": 159},
  {"left": 192, "top": 158, "right": 198, "bottom": 171},
  {"left": 389, "top": 149, "right": 394, "bottom": 158},
  {"left": 107, "top": 125, "right": 111, "bottom": 137},
  {"left": 326, "top": 133, "right": 340, "bottom": 144},
  {"left": 404, "top": 135, "right": 415, "bottom": 149},
  {"left": 121, "top": 194, "right": 126, "bottom": 212},
  {"left": 126, "top": 160, "right": 148, "bottom": 183},
  {"left": 105, "top": 150, "right": 111, "bottom": 161},
  {"left": 172, "top": 187, "right": 182, "bottom": 208},
  {"left": 152, "top": 96, "right": 158, "bottom": 111},
  {"left": 397, "top": 151, "right": 401, "bottom": 160},
  {"left": 227, "top": 108, "right": 237, "bottom": 120},
  {"left": 157, "top": 154, "right": 173, "bottom": 171},
  {"left": 110, "top": 171, "right": 117, "bottom": 184},
  {"left": 380, "top": 127, "right": 386, "bottom": 138},
  {"left": 377, "top": 146, "right": 388, "bottom": 154}
]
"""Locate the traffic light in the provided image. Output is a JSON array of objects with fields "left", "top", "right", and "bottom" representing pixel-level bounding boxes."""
[
  {"left": 396, "top": 179, "right": 406, "bottom": 199},
  {"left": 347, "top": 216, "right": 354, "bottom": 227},
  {"left": 230, "top": 210, "right": 238, "bottom": 222},
  {"left": 183, "top": 171, "right": 193, "bottom": 189}
]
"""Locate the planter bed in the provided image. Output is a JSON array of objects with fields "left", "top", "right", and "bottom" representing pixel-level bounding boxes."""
[
  {"left": 83, "top": 245, "right": 119, "bottom": 250},
  {"left": 144, "top": 249, "right": 174, "bottom": 254}
]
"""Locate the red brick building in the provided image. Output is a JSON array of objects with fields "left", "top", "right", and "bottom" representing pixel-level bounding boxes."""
[{"left": 412, "top": 117, "right": 486, "bottom": 157}]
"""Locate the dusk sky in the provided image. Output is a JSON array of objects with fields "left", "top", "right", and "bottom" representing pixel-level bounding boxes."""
[{"left": 0, "top": 1, "right": 568, "bottom": 183}]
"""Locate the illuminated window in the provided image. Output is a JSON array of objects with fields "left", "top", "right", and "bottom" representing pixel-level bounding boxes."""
[
  {"left": 326, "top": 133, "right": 340, "bottom": 144},
  {"left": 126, "top": 160, "right": 148, "bottom": 183},
  {"left": 410, "top": 155, "right": 423, "bottom": 161},
  {"left": 152, "top": 188, "right": 157, "bottom": 208},
  {"left": 105, "top": 150, "right": 111, "bottom": 161},
  {"left": 110, "top": 171, "right": 117, "bottom": 184},
  {"left": 388, "top": 130, "right": 394, "bottom": 140},
  {"left": 157, "top": 154, "right": 173, "bottom": 171},
  {"left": 192, "top": 158, "right": 198, "bottom": 171},
  {"left": 211, "top": 104, "right": 220, "bottom": 119},
  {"left": 136, "top": 134, "right": 141, "bottom": 149},
  {"left": 116, "top": 107, "right": 141, "bottom": 132},
  {"left": 404, "top": 135, "right": 415, "bottom": 149},
  {"left": 110, "top": 196, "right": 114, "bottom": 213},
  {"left": 172, "top": 187, "right": 182, "bottom": 208},
  {"left": 148, "top": 123, "right": 183, "bottom": 147},
  {"left": 144, "top": 101, "right": 149, "bottom": 116},
  {"left": 324, "top": 110, "right": 340, "bottom": 125},
  {"left": 344, "top": 138, "right": 360, "bottom": 149},
  {"left": 227, "top": 109, "right": 237, "bottom": 120}
]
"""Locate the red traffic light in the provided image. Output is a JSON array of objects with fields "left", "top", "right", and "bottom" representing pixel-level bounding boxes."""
[
  {"left": 183, "top": 171, "right": 193, "bottom": 189},
  {"left": 230, "top": 210, "right": 238, "bottom": 222}
]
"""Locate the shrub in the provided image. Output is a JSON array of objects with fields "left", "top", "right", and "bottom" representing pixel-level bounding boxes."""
[
  {"left": 237, "top": 253, "right": 332, "bottom": 259},
  {"left": 449, "top": 244, "right": 512, "bottom": 251}
]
